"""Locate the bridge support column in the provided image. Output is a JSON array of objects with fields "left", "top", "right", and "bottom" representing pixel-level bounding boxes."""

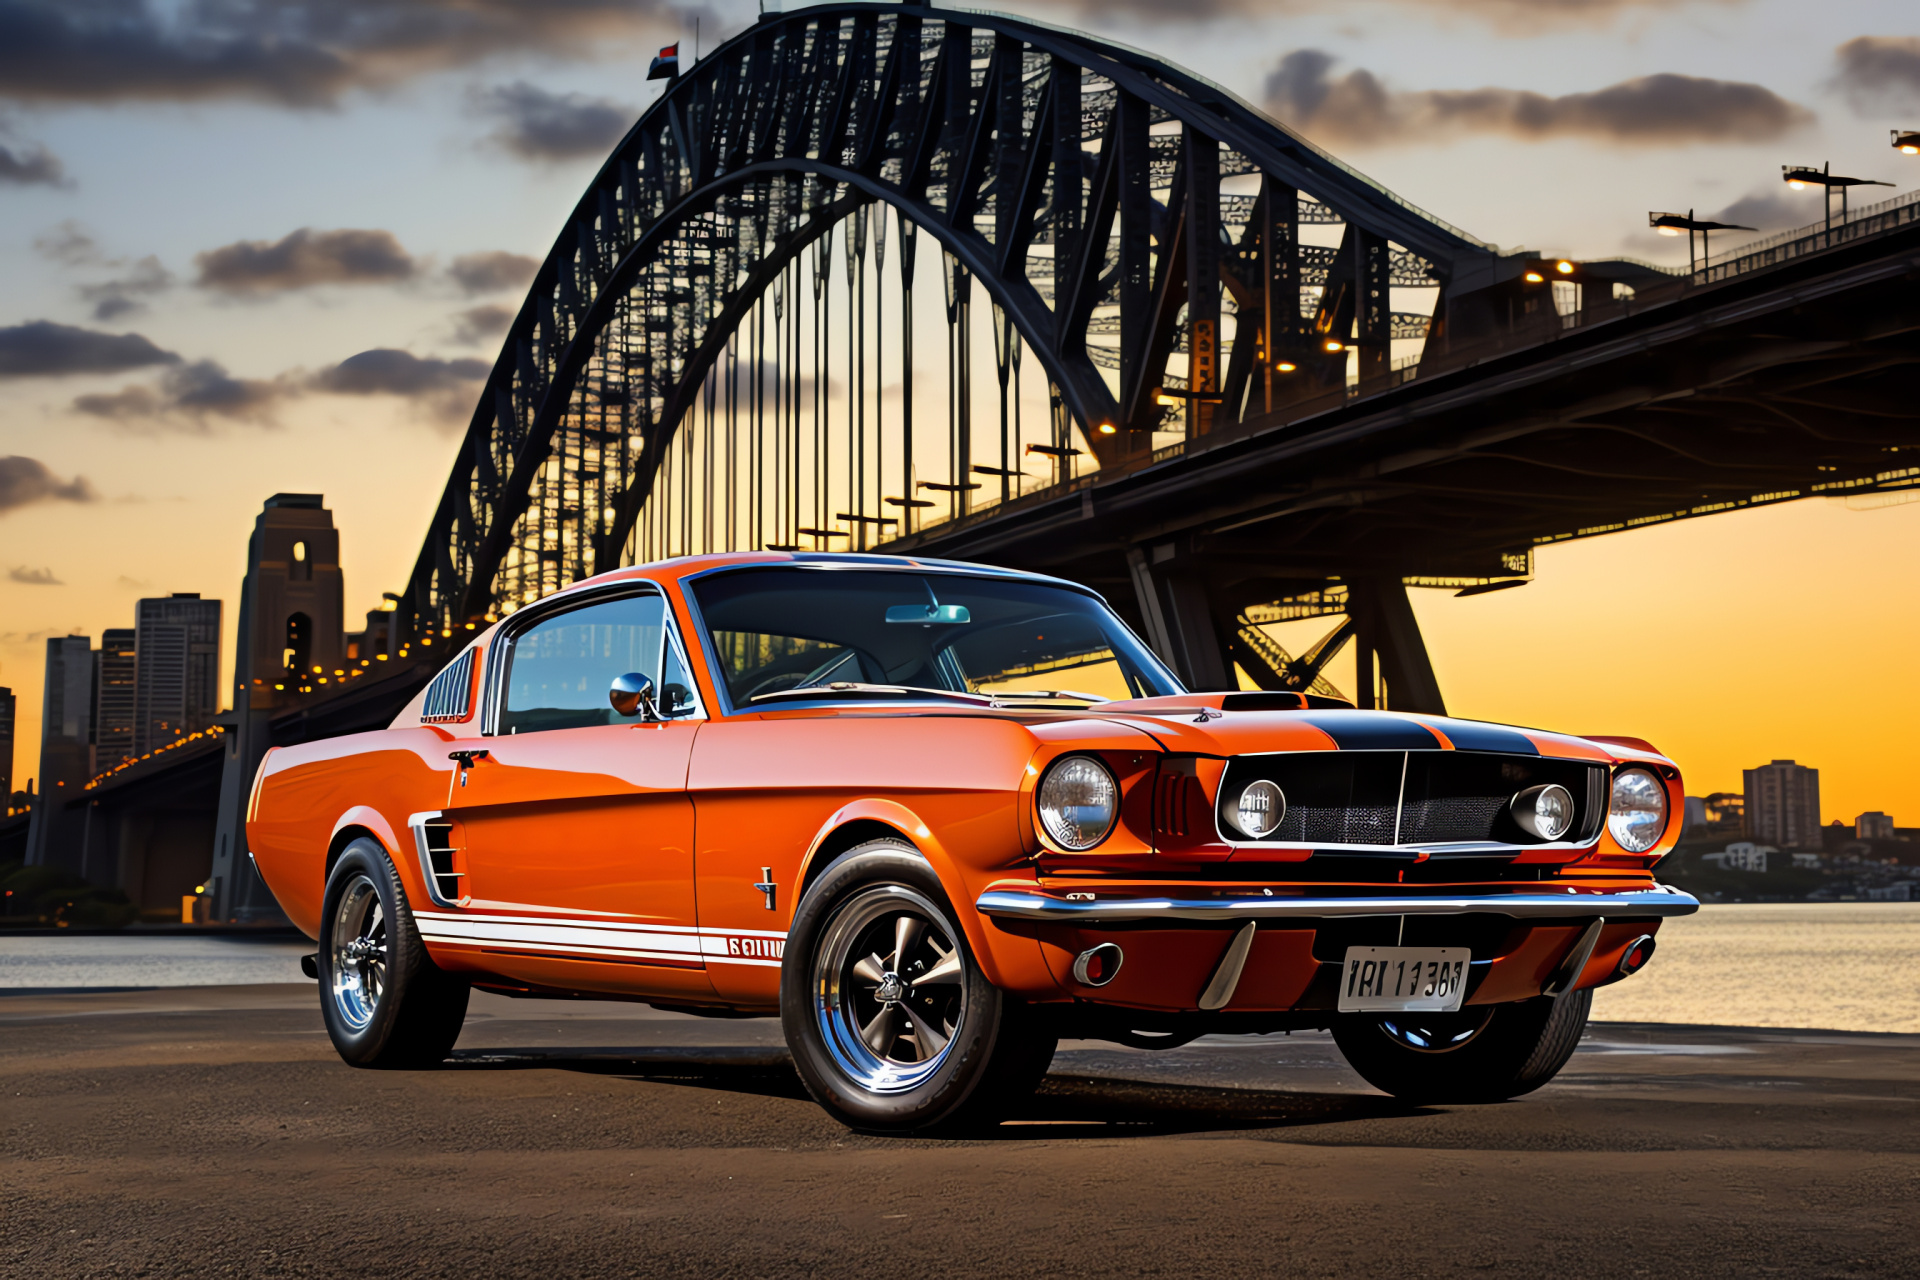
[
  {"left": 1126, "top": 542, "right": 1234, "bottom": 692},
  {"left": 1346, "top": 577, "right": 1445, "bottom": 715}
]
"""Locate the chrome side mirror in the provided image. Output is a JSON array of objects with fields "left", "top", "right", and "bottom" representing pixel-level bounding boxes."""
[{"left": 609, "top": 671, "right": 658, "bottom": 720}]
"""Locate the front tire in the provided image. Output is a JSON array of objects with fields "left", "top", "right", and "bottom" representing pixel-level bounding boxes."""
[
  {"left": 1332, "top": 989, "right": 1591, "bottom": 1103},
  {"left": 318, "top": 838, "right": 470, "bottom": 1069},
  {"left": 780, "top": 841, "right": 1055, "bottom": 1134}
]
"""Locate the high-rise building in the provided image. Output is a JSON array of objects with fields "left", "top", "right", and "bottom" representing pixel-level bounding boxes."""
[
  {"left": 134, "top": 594, "right": 222, "bottom": 755},
  {"left": 0, "top": 684, "right": 14, "bottom": 801},
  {"left": 1744, "top": 759, "right": 1822, "bottom": 851},
  {"left": 1857, "top": 811, "right": 1897, "bottom": 841},
  {"left": 92, "top": 628, "right": 137, "bottom": 775},
  {"left": 26, "top": 635, "right": 94, "bottom": 870}
]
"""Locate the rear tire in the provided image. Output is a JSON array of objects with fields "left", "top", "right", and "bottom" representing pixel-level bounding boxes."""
[
  {"left": 780, "top": 840, "right": 1056, "bottom": 1134},
  {"left": 318, "top": 838, "right": 470, "bottom": 1069},
  {"left": 1332, "top": 989, "right": 1591, "bottom": 1103}
]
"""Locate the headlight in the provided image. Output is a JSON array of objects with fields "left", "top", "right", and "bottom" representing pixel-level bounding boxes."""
[
  {"left": 1608, "top": 767, "right": 1668, "bottom": 853},
  {"left": 1234, "top": 779, "right": 1286, "bottom": 839},
  {"left": 1511, "top": 783, "right": 1574, "bottom": 841},
  {"left": 1037, "top": 755, "right": 1118, "bottom": 850}
]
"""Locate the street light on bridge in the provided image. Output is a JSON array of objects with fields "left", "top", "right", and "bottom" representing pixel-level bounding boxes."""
[
  {"left": 1892, "top": 130, "right": 1920, "bottom": 155},
  {"left": 1649, "top": 211, "right": 1756, "bottom": 276},
  {"left": 1782, "top": 162, "right": 1893, "bottom": 243}
]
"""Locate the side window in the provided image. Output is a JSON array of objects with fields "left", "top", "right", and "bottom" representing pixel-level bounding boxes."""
[{"left": 499, "top": 593, "right": 699, "bottom": 734}]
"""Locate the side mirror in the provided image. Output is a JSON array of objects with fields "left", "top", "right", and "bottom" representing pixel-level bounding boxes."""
[{"left": 609, "top": 671, "right": 658, "bottom": 720}]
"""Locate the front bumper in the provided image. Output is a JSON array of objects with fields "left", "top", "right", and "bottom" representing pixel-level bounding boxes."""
[{"left": 976, "top": 884, "right": 1700, "bottom": 924}]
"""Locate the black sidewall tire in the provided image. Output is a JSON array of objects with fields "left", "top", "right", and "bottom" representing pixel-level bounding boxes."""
[
  {"left": 780, "top": 841, "right": 1049, "bottom": 1134},
  {"left": 317, "top": 839, "right": 470, "bottom": 1070},
  {"left": 1332, "top": 989, "right": 1592, "bottom": 1104}
]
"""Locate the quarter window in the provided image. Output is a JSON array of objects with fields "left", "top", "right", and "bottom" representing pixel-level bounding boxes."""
[{"left": 499, "top": 592, "right": 699, "bottom": 734}]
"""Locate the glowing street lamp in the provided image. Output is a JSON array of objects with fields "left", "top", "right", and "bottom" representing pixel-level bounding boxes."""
[
  {"left": 1649, "top": 211, "right": 1755, "bottom": 276},
  {"left": 1782, "top": 162, "right": 1893, "bottom": 242},
  {"left": 1894, "top": 130, "right": 1920, "bottom": 156}
]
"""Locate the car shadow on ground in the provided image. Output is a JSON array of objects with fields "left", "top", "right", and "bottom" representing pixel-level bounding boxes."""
[{"left": 444, "top": 1047, "right": 1422, "bottom": 1137}]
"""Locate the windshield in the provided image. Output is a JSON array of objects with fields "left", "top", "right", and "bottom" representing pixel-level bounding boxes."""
[{"left": 689, "top": 567, "right": 1184, "bottom": 708}]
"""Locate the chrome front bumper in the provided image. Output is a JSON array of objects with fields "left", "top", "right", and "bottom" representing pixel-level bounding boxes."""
[{"left": 975, "top": 885, "right": 1700, "bottom": 924}]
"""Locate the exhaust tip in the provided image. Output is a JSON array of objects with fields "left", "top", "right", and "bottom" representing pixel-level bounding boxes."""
[
  {"left": 1616, "top": 934, "right": 1656, "bottom": 978},
  {"left": 1072, "top": 942, "right": 1124, "bottom": 987}
]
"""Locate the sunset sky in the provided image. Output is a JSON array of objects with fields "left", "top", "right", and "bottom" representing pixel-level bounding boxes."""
[{"left": 2, "top": 0, "right": 1918, "bottom": 824}]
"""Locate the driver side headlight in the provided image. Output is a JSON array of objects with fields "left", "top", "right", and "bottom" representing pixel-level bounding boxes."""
[
  {"left": 1608, "top": 767, "right": 1669, "bottom": 854},
  {"left": 1036, "top": 755, "right": 1119, "bottom": 851}
]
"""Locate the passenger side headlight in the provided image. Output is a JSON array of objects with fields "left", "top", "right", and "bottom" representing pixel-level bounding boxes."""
[
  {"left": 1607, "top": 767, "right": 1668, "bottom": 853},
  {"left": 1037, "top": 755, "right": 1119, "bottom": 850}
]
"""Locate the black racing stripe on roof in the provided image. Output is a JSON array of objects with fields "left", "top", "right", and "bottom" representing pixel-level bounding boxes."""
[
  {"left": 1297, "top": 713, "right": 1443, "bottom": 750},
  {"left": 1428, "top": 718, "right": 1540, "bottom": 755}
]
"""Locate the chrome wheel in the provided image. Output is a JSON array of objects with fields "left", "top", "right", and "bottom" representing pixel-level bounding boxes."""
[
  {"left": 1377, "top": 1006, "right": 1495, "bottom": 1053},
  {"left": 328, "top": 872, "right": 388, "bottom": 1033},
  {"left": 812, "top": 886, "right": 969, "bottom": 1094}
]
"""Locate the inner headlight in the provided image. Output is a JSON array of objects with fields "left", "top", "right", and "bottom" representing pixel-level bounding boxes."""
[
  {"left": 1037, "top": 755, "right": 1118, "bottom": 850},
  {"left": 1511, "top": 783, "right": 1574, "bottom": 841},
  {"left": 1234, "top": 779, "right": 1286, "bottom": 839},
  {"left": 1608, "top": 767, "right": 1668, "bottom": 853}
]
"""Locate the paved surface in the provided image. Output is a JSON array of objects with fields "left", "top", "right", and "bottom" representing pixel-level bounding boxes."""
[{"left": 6, "top": 986, "right": 1919, "bottom": 1277}]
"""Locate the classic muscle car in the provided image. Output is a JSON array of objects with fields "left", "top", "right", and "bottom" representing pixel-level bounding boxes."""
[{"left": 248, "top": 552, "right": 1695, "bottom": 1132}]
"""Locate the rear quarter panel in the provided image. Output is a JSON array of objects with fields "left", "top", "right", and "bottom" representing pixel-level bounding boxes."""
[{"left": 247, "top": 726, "right": 456, "bottom": 938}]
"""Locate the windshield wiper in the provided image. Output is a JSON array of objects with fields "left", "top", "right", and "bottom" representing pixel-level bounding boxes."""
[
  {"left": 748, "top": 682, "right": 993, "bottom": 705},
  {"left": 981, "top": 689, "right": 1111, "bottom": 704}
]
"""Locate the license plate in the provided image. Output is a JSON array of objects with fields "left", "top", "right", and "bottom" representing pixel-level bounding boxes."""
[{"left": 1337, "top": 946, "right": 1469, "bottom": 1013}]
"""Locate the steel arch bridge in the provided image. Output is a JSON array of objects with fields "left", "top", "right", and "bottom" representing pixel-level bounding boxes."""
[{"left": 398, "top": 1, "right": 1494, "bottom": 643}]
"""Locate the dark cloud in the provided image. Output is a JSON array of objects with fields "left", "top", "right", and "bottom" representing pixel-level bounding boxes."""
[
  {"left": 312, "top": 349, "right": 486, "bottom": 425},
  {"left": 450, "top": 303, "right": 514, "bottom": 346},
  {"left": 0, "top": 320, "right": 179, "bottom": 378},
  {"left": 473, "top": 81, "right": 636, "bottom": 161},
  {"left": 9, "top": 565, "right": 62, "bottom": 585},
  {"left": 194, "top": 227, "right": 416, "bottom": 294},
  {"left": 74, "top": 360, "right": 291, "bottom": 428},
  {"left": 1706, "top": 190, "right": 1813, "bottom": 232},
  {"left": 448, "top": 250, "right": 537, "bottom": 295},
  {"left": 0, "top": 455, "right": 96, "bottom": 514},
  {"left": 1265, "top": 51, "right": 1812, "bottom": 147},
  {"left": 1833, "top": 37, "right": 1920, "bottom": 114},
  {"left": 0, "top": 0, "right": 677, "bottom": 109},
  {"left": 80, "top": 256, "right": 174, "bottom": 321},
  {"left": 0, "top": 133, "right": 65, "bottom": 186}
]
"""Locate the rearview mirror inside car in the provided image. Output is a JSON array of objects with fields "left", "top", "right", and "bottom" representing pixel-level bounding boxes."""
[{"left": 885, "top": 604, "right": 971, "bottom": 625}]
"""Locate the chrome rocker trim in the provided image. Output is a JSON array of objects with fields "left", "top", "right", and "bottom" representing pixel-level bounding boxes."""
[{"left": 975, "top": 885, "right": 1700, "bottom": 923}]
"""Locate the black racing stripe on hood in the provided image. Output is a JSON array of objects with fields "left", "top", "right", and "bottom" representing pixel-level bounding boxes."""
[
  {"left": 1297, "top": 712, "right": 1443, "bottom": 750},
  {"left": 1426, "top": 718, "right": 1540, "bottom": 755}
]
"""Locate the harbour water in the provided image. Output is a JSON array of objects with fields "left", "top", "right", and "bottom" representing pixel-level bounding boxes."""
[{"left": 3, "top": 904, "right": 1915, "bottom": 1032}]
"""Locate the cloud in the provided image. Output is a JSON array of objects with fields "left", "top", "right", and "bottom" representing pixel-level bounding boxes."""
[
  {"left": 80, "top": 256, "right": 175, "bottom": 321},
  {"left": 9, "top": 566, "right": 62, "bottom": 585},
  {"left": 194, "top": 227, "right": 416, "bottom": 294},
  {"left": 0, "top": 320, "right": 180, "bottom": 378},
  {"left": 0, "top": 124, "right": 65, "bottom": 186},
  {"left": 115, "top": 574, "right": 150, "bottom": 589},
  {"left": 312, "top": 347, "right": 486, "bottom": 423},
  {"left": 450, "top": 303, "right": 514, "bottom": 346},
  {"left": 0, "top": 0, "right": 678, "bottom": 109},
  {"left": 473, "top": 82, "right": 636, "bottom": 161},
  {"left": 35, "top": 220, "right": 102, "bottom": 266},
  {"left": 1832, "top": 37, "right": 1920, "bottom": 114},
  {"left": 1023, "top": 0, "right": 1737, "bottom": 31},
  {"left": 0, "top": 455, "right": 97, "bottom": 514},
  {"left": 1264, "top": 50, "right": 1813, "bottom": 147},
  {"left": 74, "top": 360, "right": 293, "bottom": 429},
  {"left": 1706, "top": 189, "right": 1815, "bottom": 233},
  {"left": 448, "top": 250, "right": 537, "bottom": 296}
]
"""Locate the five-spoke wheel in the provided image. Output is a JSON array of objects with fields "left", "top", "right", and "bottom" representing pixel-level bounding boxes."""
[{"left": 814, "top": 886, "right": 969, "bottom": 1092}]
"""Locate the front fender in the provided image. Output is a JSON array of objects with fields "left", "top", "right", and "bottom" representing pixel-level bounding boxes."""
[{"left": 796, "top": 798, "right": 1055, "bottom": 995}]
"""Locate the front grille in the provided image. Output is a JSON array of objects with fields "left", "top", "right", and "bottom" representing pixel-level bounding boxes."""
[{"left": 1218, "top": 750, "right": 1606, "bottom": 852}]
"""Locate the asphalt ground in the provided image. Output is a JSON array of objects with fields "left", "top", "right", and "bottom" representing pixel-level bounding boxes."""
[{"left": 5, "top": 985, "right": 1918, "bottom": 1278}]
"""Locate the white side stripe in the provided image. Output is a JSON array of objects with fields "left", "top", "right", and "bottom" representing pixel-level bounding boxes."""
[{"left": 416, "top": 911, "right": 787, "bottom": 967}]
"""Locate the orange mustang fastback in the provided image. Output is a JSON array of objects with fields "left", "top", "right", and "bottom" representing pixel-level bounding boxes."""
[{"left": 249, "top": 552, "right": 1694, "bottom": 1132}]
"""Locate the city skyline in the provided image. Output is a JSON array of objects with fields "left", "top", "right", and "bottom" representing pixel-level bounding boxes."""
[{"left": 4, "top": 0, "right": 1920, "bottom": 819}]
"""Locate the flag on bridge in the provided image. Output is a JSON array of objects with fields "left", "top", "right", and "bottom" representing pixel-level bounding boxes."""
[{"left": 648, "top": 43, "right": 680, "bottom": 81}]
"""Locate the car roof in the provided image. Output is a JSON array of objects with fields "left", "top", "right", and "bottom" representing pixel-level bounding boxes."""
[{"left": 563, "top": 551, "right": 1104, "bottom": 600}]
